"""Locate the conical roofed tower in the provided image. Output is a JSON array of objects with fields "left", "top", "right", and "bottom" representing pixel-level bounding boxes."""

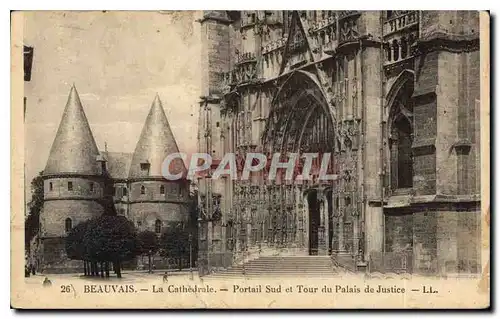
[
  {"left": 129, "top": 94, "right": 185, "bottom": 178},
  {"left": 40, "top": 85, "right": 105, "bottom": 272},
  {"left": 128, "top": 95, "right": 188, "bottom": 235},
  {"left": 44, "top": 85, "right": 101, "bottom": 176}
]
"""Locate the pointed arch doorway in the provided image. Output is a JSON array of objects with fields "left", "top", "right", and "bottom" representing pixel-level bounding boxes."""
[{"left": 263, "top": 70, "right": 337, "bottom": 256}]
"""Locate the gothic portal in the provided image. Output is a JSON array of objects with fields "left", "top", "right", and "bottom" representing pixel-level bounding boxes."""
[{"left": 197, "top": 10, "right": 481, "bottom": 275}]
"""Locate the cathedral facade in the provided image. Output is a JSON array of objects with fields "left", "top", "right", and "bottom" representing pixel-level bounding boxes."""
[
  {"left": 197, "top": 11, "right": 482, "bottom": 275},
  {"left": 38, "top": 86, "right": 189, "bottom": 273}
]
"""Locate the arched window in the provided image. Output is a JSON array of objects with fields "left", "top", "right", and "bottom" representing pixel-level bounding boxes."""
[
  {"left": 155, "top": 219, "right": 162, "bottom": 234},
  {"left": 388, "top": 72, "right": 415, "bottom": 192},
  {"left": 67, "top": 181, "right": 73, "bottom": 191},
  {"left": 49, "top": 182, "right": 53, "bottom": 191},
  {"left": 140, "top": 185, "right": 145, "bottom": 195},
  {"left": 384, "top": 43, "right": 391, "bottom": 62},
  {"left": 123, "top": 187, "right": 128, "bottom": 196},
  {"left": 393, "top": 116, "right": 413, "bottom": 189},
  {"left": 89, "top": 182, "right": 94, "bottom": 192},
  {"left": 160, "top": 185, "right": 165, "bottom": 195},
  {"left": 392, "top": 39, "right": 399, "bottom": 61},
  {"left": 400, "top": 37, "right": 408, "bottom": 59},
  {"left": 65, "top": 218, "right": 72, "bottom": 233},
  {"left": 390, "top": 114, "right": 414, "bottom": 190}
]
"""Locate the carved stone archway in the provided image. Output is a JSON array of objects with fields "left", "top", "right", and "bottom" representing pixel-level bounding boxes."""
[{"left": 262, "top": 70, "right": 337, "bottom": 255}]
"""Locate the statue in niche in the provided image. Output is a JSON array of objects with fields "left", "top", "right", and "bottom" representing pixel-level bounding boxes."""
[
  {"left": 349, "top": 19, "right": 359, "bottom": 38},
  {"left": 212, "top": 196, "right": 222, "bottom": 221},
  {"left": 340, "top": 22, "right": 350, "bottom": 42},
  {"left": 347, "top": 121, "right": 359, "bottom": 150},
  {"left": 344, "top": 136, "right": 352, "bottom": 150}
]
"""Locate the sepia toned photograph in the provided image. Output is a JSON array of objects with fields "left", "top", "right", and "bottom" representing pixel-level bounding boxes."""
[{"left": 11, "top": 10, "right": 490, "bottom": 309}]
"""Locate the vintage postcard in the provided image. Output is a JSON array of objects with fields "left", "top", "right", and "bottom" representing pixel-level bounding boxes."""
[{"left": 11, "top": 10, "right": 490, "bottom": 309}]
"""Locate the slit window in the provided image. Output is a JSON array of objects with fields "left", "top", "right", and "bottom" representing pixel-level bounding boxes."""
[
  {"left": 65, "top": 218, "right": 72, "bottom": 233},
  {"left": 155, "top": 219, "right": 162, "bottom": 234},
  {"left": 67, "top": 181, "right": 73, "bottom": 191},
  {"left": 140, "top": 185, "right": 146, "bottom": 195}
]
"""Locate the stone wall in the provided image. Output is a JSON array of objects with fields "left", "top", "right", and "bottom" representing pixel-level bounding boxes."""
[
  {"left": 130, "top": 201, "right": 188, "bottom": 231},
  {"left": 129, "top": 181, "right": 187, "bottom": 203},
  {"left": 41, "top": 199, "right": 103, "bottom": 237},
  {"left": 44, "top": 176, "right": 104, "bottom": 200},
  {"left": 384, "top": 207, "right": 481, "bottom": 275}
]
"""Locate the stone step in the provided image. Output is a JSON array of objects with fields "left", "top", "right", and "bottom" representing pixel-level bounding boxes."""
[
  {"left": 208, "top": 255, "right": 339, "bottom": 278},
  {"left": 223, "top": 269, "right": 335, "bottom": 273},
  {"left": 230, "top": 265, "right": 333, "bottom": 269},
  {"left": 225, "top": 265, "right": 334, "bottom": 269},
  {"left": 206, "top": 274, "right": 338, "bottom": 278}
]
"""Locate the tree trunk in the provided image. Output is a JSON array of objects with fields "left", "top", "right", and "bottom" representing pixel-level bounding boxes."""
[
  {"left": 100, "top": 262, "right": 105, "bottom": 278},
  {"left": 148, "top": 254, "right": 152, "bottom": 273},
  {"left": 115, "top": 261, "right": 122, "bottom": 278},
  {"left": 105, "top": 262, "right": 110, "bottom": 277},
  {"left": 178, "top": 256, "right": 182, "bottom": 271}
]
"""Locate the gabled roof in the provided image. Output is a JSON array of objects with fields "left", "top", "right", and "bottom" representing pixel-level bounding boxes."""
[
  {"left": 128, "top": 95, "right": 185, "bottom": 179},
  {"left": 44, "top": 85, "right": 101, "bottom": 176}
]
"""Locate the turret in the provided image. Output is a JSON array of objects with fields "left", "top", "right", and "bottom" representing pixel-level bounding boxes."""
[
  {"left": 128, "top": 95, "right": 188, "bottom": 233},
  {"left": 40, "top": 85, "right": 105, "bottom": 269}
]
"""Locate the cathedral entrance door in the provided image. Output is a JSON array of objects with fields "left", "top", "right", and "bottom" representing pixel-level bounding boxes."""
[{"left": 307, "top": 190, "right": 320, "bottom": 255}]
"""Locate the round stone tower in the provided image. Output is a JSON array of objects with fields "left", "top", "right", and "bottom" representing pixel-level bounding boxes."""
[
  {"left": 40, "top": 85, "right": 105, "bottom": 271},
  {"left": 128, "top": 95, "right": 188, "bottom": 235}
]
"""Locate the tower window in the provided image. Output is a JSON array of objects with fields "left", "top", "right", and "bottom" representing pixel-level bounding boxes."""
[
  {"left": 160, "top": 185, "right": 165, "bottom": 195},
  {"left": 67, "top": 181, "right": 73, "bottom": 191},
  {"left": 65, "top": 218, "right": 72, "bottom": 233},
  {"left": 140, "top": 162, "right": 150, "bottom": 174},
  {"left": 137, "top": 221, "right": 142, "bottom": 227},
  {"left": 155, "top": 219, "right": 162, "bottom": 234},
  {"left": 49, "top": 182, "right": 53, "bottom": 191},
  {"left": 140, "top": 185, "right": 146, "bottom": 195},
  {"left": 89, "top": 182, "right": 94, "bottom": 192},
  {"left": 123, "top": 187, "right": 128, "bottom": 196}
]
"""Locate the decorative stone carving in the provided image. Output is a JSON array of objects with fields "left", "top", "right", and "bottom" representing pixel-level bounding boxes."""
[{"left": 339, "top": 18, "right": 359, "bottom": 44}]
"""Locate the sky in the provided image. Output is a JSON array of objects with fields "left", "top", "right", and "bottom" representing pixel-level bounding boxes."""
[{"left": 23, "top": 11, "right": 202, "bottom": 200}]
